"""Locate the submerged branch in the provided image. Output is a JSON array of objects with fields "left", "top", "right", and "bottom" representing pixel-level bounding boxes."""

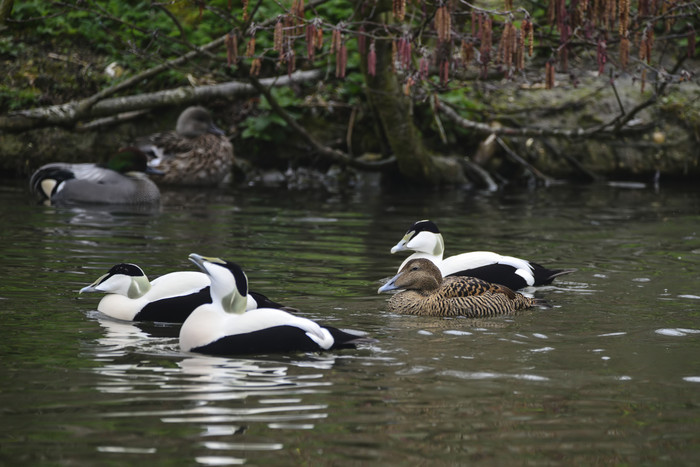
[{"left": 495, "top": 136, "right": 553, "bottom": 185}]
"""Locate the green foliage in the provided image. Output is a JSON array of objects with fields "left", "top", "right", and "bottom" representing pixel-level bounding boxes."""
[
  {"left": 0, "top": 85, "right": 40, "bottom": 111},
  {"left": 8, "top": 0, "right": 232, "bottom": 92},
  {"left": 240, "top": 87, "right": 301, "bottom": 142}
]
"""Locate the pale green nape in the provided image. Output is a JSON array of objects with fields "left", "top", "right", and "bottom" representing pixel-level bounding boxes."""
[
  {"left": 221, "top": 289, "right": 247, "bottom": 314},
  {"left": 127, "top": 276, "right": 151, "bottom": 299},
  {"left": 432, "top": 233, "right": 445, "bottom": 256}
]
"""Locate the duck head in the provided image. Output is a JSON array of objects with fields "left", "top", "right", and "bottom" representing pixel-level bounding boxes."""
[
  {"left": 176, "top": 106, "right": 225, "bottom": 138},
  {"left": 107, "top": 147, "right": 163, "bottom": 176},
  {"left": 378, "top": 258, "right": 443, "bottom": 294},
  {"left": 390, "top": 220, "right": 445, "bottom": 257},
  {"left": 80, "top": 263, "right": 151, "bottom": 298},
  {"left": 188, "top": 253, "right": 248, "bottom": 314}
]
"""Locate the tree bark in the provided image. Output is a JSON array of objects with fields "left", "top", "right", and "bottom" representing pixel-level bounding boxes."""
[
  {"left": 0, "top": 0, "right": 12, "bottom": 29},
  {"left": 361, "top": 12, "right": 466, "bottom": 185}
]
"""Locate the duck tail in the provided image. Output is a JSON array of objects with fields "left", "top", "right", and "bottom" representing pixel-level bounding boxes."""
[
  {"left": 545, "top": 268, "right": 577, "bottom": 282},
  {"left": 531, "top": 263, "right": 577, "bottom": 286},
  {"left": 327, "top": 327, "right": 376, "bottom": 350}
]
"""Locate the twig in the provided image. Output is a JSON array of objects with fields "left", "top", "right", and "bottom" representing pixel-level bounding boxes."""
[
  {"left": 430, "top": 94, "right": 448, "bottom": 144},
  {"left": 346, "top": 106, "right": 357, "bottom": 156},
  {"left": 459, "top": 158, "right": 499, "bottom": 191},
  {"left": 437, "top": 99, "right": 649, "bottom": 139},
  {"left": 495, "top": 136, "right": 553, "bottom": 185},
  {"left": 609, "top": 69, "right": 626, "bottom": 115},
  {"left": 74, "top": 36, "right": 228, "bottom": 116},
  {"left": 76, "top": 110, "right": 151, "bottom": 132},
  {"left": 541, "top": 139, "right": 602, "bottom": 181}
]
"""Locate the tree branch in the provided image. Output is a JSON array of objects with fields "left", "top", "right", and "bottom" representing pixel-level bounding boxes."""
[
  {"left": 495, "top": 136, "right": 554, "bottom": 185},
  {"left": 248, "top": 75, "right": 395, "bottom": 171},
  {"left": 0, "top": 70, "right": 324, "bottom": 133},
  {"left": 437, "top": 99, "right": 651, "bottom": 140}
]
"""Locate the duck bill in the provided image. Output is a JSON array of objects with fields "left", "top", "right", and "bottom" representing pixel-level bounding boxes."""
[
  {"left": 188, "top": 253, "right": 208, "bottom": 273},
  {"left": 377, "top": 273, "right": 401, "bottom": 294},
  {"left": 208, "top": 123, "right": 225, "bottom": 136},
  {"left": 390, "top": 236, "right": 409, "bottom": 254},
  {"left": 145, "top": 166, "right": 164, "bottom": 176},
  {"left": 79, "top": 284, "right": 100, "bottom": 294},
  {"left": 79, "top": 274, "right": 108, "bottom": 294},
  {"left": 189, "top": 253, "right": 224, "bottom": 274}
]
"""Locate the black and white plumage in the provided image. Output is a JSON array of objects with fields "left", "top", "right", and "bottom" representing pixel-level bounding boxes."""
[
  {"left": 80, "top": 263, "right": 295, "bottom": 323},
  {"left": 378, "top": 258, "right": 541, "bottom": 317},
  {"left": 29, "top": 148, "right": 161, "bottom": 206},
  {"left": 180, "top": 254, "right": 365, "bottom": 355},
  {"left": 390, "top": 220, "right": 574, "bottom": 290}
]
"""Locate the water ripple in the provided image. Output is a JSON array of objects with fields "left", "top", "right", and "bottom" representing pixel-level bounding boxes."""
[{"left": 440, "top": 370, "right": 550, "bottom": 382}]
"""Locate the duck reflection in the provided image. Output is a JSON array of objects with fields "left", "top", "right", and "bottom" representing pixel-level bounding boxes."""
[{"left": 88, "top": 314, "right": 338, "bottom": 463}]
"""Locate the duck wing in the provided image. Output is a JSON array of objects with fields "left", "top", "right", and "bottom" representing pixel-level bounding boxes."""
[{"left": 439, "top": 276, "right": 517, "bottom": 299}]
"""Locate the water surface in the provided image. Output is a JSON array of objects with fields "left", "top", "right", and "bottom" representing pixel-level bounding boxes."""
[{"left": 1, "top": 179, "right": 699, "bottom": 465}]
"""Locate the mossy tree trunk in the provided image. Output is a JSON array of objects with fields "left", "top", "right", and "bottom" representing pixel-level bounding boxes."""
[
  {"left": 360, "top": 9, "right": 465, "bottom": 186},
  {"left": 0, "top": 0, "right": 12, "bottom": 29}
]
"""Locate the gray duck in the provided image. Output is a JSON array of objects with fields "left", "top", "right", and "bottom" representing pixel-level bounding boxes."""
[
  {"left": 29, "top": 147, "right": 161, "bottom": 206},
  {"left": 378, "top": 258, "right": 541, "bottom": 317},
  {"left": 137, "top": 106, "right": 234, "bottom": 186}
]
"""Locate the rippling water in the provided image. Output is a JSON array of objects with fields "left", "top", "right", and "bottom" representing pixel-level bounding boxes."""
[{"left": 1, "top": 179, "right": 699, "bottom": 465}]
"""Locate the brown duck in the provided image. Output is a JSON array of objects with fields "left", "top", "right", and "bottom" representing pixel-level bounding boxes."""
[
  {"left": 377, "top": 259, "right": 541, "bottom": 317},
  {"left": 137, "top": 106, "right": 234, "bottom": 187}
]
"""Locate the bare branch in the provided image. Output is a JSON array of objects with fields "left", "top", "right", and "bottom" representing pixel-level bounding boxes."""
[
  {"left": 248, "top": 76, "right": 395, "bottom": 171},
  {"left": 0, "top": 70, "right": 323, "bottom": 133},
  {"left": 437, "top": 99, "right": 651, "bottom": 140},
  {"left": 495, "top": 136, "right": 553, "bottom": 185}
]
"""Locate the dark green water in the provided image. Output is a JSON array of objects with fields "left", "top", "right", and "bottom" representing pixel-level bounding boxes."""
[{"left": 1, "top": 179, "right": 699, "bottom": 465}]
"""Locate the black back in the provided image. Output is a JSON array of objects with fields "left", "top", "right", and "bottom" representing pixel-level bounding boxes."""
[
  {"left": 135, "top": 286, "right": 212, "bottom": 323},
  {"left": 192, "top": 324, "right": 359, "bottom": 356},
  {"left": 447, "top": 264, "right": 528, "bottom": 290}
]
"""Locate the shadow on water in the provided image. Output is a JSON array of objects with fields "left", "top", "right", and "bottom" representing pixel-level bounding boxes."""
[{"left": 1, "top": 178, "right": 700, "bottom": 464}]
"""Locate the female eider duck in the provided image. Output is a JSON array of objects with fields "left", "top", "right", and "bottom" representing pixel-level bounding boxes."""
[
  {"left": 29, "top": 147, "right": 161, "bottom": 206},
  {"left": 80, "top": 263, "right": 295, "bottom": 323},
  {"left": 378, "top": 259, "right": 541, "bottom": 317},
  {"left": 391, "top": 220, "right": 574, "bottom": 290},
  {"left": 180, "top": 254, "right": 365, "bottom": 355},
  {"left": 137, "top": 106, "right": 234, "bottom": 186}
]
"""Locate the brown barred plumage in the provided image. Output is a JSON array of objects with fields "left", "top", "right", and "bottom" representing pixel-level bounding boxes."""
[
  {"left": 380, "top": 259, "right": 540, "bottom": 318},
  {"left": 136, "top": 107, "right": 233, "bottom": 187}
]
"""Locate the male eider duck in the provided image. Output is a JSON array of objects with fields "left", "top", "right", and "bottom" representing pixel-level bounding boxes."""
[
  {"left": 29, "top": 147, "right": 161, "bottom": 206},
  {"left": 80, "top": 263, "right": 295, "bottom": 323},
  {"left": 180, "top": 254, "right": 365, "bottom": 355},
  {"left": 391, "top": 220, "right": 574, "bottom": 290},
  {"left": 137, "top": 106, "right": 234, "bottom": 186},
  {"left": 378, "top": 259, "right": 541, "bottom": 317}
]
